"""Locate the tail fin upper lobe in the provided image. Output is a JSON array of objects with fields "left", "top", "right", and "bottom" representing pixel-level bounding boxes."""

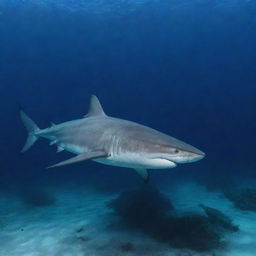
[{"left": 20, "top": 110, "right": 40, "bottom": 152}]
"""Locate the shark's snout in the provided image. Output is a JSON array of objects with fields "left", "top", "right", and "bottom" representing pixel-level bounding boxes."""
[
  {"left": 164, "top": 147, "right": 205, "bottom": 164},
  {"left": 188, "top": 150, "right": 205, "bottom": 163},
  {"left": 180, "top": 148, "right": 206, "bottom": 163}
]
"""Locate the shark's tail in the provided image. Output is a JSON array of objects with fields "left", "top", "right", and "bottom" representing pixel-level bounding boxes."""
[{"left": 20, "top": 110, "right": 40, "bottom": 152}]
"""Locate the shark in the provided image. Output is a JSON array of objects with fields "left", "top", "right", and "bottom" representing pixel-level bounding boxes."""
[{"left": 20, "top": 95, "right": 205, "bottom": 183}]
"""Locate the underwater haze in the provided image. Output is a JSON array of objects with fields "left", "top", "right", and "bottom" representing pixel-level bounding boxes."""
[{"left": 0, "top": 0, "right": 256, "bottom": 255}]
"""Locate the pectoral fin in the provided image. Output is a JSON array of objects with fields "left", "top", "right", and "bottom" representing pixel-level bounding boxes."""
[
  {"left": 47, "top": 151, "right": 108, "bottom": 169},
  {"left": 134, "top": 168, "right": 149, "bottom": 184}
]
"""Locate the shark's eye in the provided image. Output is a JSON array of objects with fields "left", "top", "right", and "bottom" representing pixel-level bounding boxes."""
[{"left": 174, "top": 149, "right": 179, "bottom": 154}]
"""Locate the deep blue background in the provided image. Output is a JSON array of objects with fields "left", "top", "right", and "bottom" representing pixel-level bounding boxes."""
[{"left": 0, "top": 1, "right": 255, "bottom": 191}]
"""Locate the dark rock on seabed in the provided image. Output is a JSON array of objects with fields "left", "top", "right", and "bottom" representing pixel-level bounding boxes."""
[
  {"left": 109, "top": 186, "right": 239, "bottom": 252},
  {"left": 19, "top": 187, "right": 55, "bottom": 207},
  {"left": 225, "top": 188, "right": 256, "bottom": 212},
  {"left": 200, "top": 204, "right": 239, "bottom": 232}
]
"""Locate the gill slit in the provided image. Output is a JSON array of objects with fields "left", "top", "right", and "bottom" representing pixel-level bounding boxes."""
[{"left": 111, "top": 134, "right": 120, "bottom": 158}]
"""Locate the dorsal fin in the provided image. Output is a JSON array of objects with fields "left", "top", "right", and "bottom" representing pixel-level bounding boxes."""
[{"left": 84, "top": 95, "right": 106, "bottom": 117}]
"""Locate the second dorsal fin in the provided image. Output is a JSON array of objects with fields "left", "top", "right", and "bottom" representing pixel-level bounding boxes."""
[{"left": 84, "top": 95, "right": 106, "bottom": 117}]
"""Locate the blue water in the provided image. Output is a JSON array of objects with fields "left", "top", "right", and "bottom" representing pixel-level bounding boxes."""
[{"left": 0, "top": 0, "right": 256, "bottom": 255}]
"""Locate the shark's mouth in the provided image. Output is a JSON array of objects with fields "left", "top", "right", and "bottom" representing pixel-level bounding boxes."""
[
  {"left": 166, "top": 159, "right": 177, "bottom": 167},
  {"left": 165, "top": 159, "right": 177, "bottom": 167},
  {"left": 151, "top": 157, "right": 177, "bottom": 168}
]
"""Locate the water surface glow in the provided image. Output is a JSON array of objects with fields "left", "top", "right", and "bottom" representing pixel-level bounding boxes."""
[{"left": 1, "top": 0, "right": 255, "bottom": 15}]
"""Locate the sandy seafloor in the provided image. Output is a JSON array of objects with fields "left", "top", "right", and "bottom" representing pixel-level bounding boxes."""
[{"left": 0, "top": 181, "right": 256, "bottom": 256}]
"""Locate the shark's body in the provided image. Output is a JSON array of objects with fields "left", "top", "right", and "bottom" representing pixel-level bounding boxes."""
[{"left": 21, "top": 95, "right": 205, "bottom": 182}]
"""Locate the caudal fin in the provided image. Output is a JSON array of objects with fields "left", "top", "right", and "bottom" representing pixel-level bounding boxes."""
[{"left": 20, "top": 110, "right": 40, "bottom": 152}]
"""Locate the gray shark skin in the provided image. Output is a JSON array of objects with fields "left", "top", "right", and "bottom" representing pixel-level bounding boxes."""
[{"left": 20, "top": 95, "right": 205, "bottom": 183}]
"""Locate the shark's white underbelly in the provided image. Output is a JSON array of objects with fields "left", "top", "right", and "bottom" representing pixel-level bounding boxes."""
[
  {"left": 94, "top": 153, "right": 176, "bottom": 169},
  {"left": 57, "top": 142, "right": 87, "bottom": 155}
]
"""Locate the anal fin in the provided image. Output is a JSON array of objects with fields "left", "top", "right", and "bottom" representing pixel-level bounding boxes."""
[
  {"left": 47, "top": 151, "right": 108, "bottom": 169},
  {"left": 134, "top": 168, "right": 149, "bottom": 184},
  {"left": 57, "top": 146, "right": 64, "bottom": 153}
]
